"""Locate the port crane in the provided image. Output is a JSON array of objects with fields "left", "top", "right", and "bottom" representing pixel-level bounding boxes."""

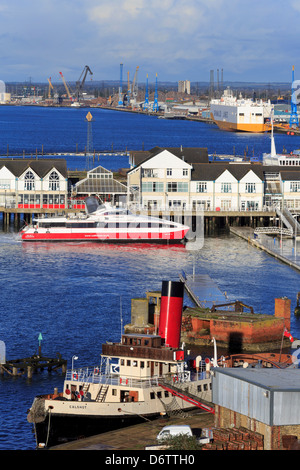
[
  {"left": 59, "top": 72, "right": 72, "bottom": 100},
  {"left": 131, "top": 66, "right": 139, "bottom": 106},
  {"left": 75, "top": 65, "right": 93, "bottom": 100},
  {"left": 125, "top": 66, "right": 139, "bottom": 108},
  {"left": 47, "top": 77, "right": 53, "bottom": 99}
]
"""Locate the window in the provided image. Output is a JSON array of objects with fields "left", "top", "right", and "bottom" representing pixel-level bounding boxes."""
[
  {"left": 245, "top": 183, "right": 256, "bottom": 193},
  {"left": 49, "top": 171, "right": 60, "bottom": 191},
  {"left": 290, "top": 182, "right": 300, "bottom": 192},
  {"left": 221, "top": 183, "right": 231, "bottom": 193},
  {"left": 167, "top": 182, "right": 188, "bottom": 192},
  {"left": 183, "top": 168, "right": 188, "bottom": 176},
  {"left": 142, "top": 182, "right": 164, "bottom": 192},
  {"left": 24, "top": 171, "right": 35, "bottom": 191},
  {"left": 196, "top": 182, "right": 207, "bottom": 193},
  {"left": 167, "top": 168, "right": 172, "bottom": 176}
]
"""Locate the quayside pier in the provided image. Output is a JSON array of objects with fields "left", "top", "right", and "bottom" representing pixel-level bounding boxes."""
[
  {"left": 0, "top": 205, "right": 277, "bottom": 232},
  {"left": 0, "top": 338, "right": 67, "bottom": 378}
]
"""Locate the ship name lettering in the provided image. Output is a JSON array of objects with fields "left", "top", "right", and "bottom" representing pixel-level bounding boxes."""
[{"left": 69, "top": 404, "right": 87, "bottom": 409}]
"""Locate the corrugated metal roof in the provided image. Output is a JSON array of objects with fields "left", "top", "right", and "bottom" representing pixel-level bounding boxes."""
[{"left": 214, "top": 367, "right": 300, "bottom": 391}]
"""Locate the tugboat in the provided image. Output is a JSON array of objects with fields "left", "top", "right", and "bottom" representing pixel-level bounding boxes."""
[{"left": 27, "top": 281, "right": 215, "bottom": 448}]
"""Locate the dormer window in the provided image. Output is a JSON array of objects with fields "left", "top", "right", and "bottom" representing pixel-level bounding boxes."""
[
  {"left": 49, "top": 171, "right": 60, "bottom": 191},
  {"left": 24, "top": 170, "right": 35, "bottom": 191}
]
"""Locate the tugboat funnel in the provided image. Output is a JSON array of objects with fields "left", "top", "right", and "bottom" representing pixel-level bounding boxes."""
[{"left": 158, "top": 280, "right": 184, "bottom": 349}]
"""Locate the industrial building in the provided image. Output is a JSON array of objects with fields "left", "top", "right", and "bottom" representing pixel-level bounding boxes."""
[{"left": 212, "top": 367, "right": 300, "bottom": 450}]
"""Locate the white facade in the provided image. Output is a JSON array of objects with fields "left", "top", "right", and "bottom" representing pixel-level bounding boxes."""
[
  {"left": 128, "top": 149, "right": 300, "bottom": 211},
  {"left": 0, "top": 161, "right": 68, "bottom": 209},
  {"left": 128, "top": 151, "right": 268, "bottom": 211}
]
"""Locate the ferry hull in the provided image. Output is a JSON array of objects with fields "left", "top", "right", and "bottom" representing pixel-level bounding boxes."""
[{"left": 21, "top": 229, "right": 189, "bottom": 242}]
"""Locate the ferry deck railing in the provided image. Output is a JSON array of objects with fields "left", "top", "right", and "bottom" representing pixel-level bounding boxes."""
[{"left": 66, "top": 366, "right": 210, "bottom": 389}]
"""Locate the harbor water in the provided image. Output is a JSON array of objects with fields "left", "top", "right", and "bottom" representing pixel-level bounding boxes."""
[{"left": 1, "top": 106, "right": 300, "bottom": 450}]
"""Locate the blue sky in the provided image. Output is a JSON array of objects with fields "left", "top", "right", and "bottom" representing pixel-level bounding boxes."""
[{"left": 0, "top": 0, "right": 299, "bottom": 84}]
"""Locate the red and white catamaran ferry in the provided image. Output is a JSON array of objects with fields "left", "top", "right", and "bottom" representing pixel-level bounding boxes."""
[{"left": 20, "top": 197, "right": 190, "bottom": 242}]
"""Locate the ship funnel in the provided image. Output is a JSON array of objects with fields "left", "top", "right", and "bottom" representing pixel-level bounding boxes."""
[{"left": 158, "top": 280, "right": 184, "bottom": 349}]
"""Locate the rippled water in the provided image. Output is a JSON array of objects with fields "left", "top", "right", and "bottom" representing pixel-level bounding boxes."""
[
  {"left": 1, "top": 230, "right": 300, "bottom": 449},
  {"left": 1, "top": 105, "right": 300, "bottom": 449}
]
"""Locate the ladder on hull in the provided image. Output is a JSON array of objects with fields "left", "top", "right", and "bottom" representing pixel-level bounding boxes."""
[{"left": 96, "top": 384, "right": 109, "bottom": 402}]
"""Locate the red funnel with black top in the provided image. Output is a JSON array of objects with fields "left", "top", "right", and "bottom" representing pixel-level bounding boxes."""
[{"left": 158, "top": 280, "right": 184, "bottom": 348}]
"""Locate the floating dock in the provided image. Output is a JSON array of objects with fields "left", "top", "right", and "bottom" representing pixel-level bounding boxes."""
[{"left": 180, "top": 272, "right": 228, "bottom": 308}]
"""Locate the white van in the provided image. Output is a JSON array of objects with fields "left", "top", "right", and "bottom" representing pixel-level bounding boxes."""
[{"left": 156, "top": 425, "right": 193, "bottom": 441}]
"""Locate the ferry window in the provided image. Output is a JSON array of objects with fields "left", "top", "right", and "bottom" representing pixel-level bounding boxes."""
[
  {"left": 127, "top": 360, "right": 131, "bottom": 366},
  {"left": 112, "top": 389, "right": 117, "bottom": 396},
  {"left": 157, "top": 391, "right": 162, "bottom": 399},
  {"left": 150, "top": 392, "right": 155, "bottom": 399},
  {"left": 120, "top": 359, "right": 124, "bottom": 365},
  {"left": 133, "top": 361, "right": 138, "bottom": 367},
  {"left": 140, "top": 361, "right": 145, "bottom": 368},
  {"left": 164, "top": 391, "right": 169, "bottom": 398},
  {"left": 49, "top": 171, "right": 60, "bottom": 191},
  {"left": 24, "top": 170, "right": 35, "bottom": 191}
]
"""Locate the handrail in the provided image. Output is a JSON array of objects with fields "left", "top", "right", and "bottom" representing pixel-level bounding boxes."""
[{"left": 66, "top": 368, "right": 209, "bottom": 389}]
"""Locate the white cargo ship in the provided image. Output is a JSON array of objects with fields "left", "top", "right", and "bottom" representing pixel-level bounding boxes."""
[{"left": 210, "top": 88, "right": 273, "bottom": 133}]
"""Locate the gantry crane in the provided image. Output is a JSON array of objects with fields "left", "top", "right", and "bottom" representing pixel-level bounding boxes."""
[{"left": 75, "top": 65, "right": 93, "bottom": 100}]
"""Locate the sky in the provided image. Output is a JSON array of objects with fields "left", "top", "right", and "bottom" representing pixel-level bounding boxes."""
[{"left": 0, "top": 0, "right": 300, "bottom": 85}]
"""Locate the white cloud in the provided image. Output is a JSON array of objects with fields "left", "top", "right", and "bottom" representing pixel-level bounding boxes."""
[{"left": 0, "top": 0, "right": 298, "bottom": 82}]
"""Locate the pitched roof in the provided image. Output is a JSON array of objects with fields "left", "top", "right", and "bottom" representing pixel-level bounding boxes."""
[
  {"left": 129, "top": 146, "right": 209, "bottom": 169},
  {"left": 0, "top": 158, "right": 68, "bottom": 178},
  {"left": 191, "top": 163, "right": 265, "bottom": 181},
  {"left": 280, "top": 170, "right": 300, "bottom": 181}
]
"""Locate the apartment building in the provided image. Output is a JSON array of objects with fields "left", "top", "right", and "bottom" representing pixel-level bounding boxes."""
[
  {"left": 127, "top": 147, "right": 300, "bottom": 211},
  {"left": 0, "top": 159, "right": 68, "bottom": 209},
  {"left": 178, "top": 80, "right": 191, "bottom": 94}
]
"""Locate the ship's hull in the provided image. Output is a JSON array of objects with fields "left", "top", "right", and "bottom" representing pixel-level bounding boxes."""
[
  {"left": 21, "top": 228, "right": 188, "bottom": 242},
  {"left": 33, "top": 409, "right": 161, "bottom": 448},
  {"left": 211, "top": 116, "right": 270, "bottom": 133},
  {"left": 28, "top": 391, "right": 201, "bottom": 448}
]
